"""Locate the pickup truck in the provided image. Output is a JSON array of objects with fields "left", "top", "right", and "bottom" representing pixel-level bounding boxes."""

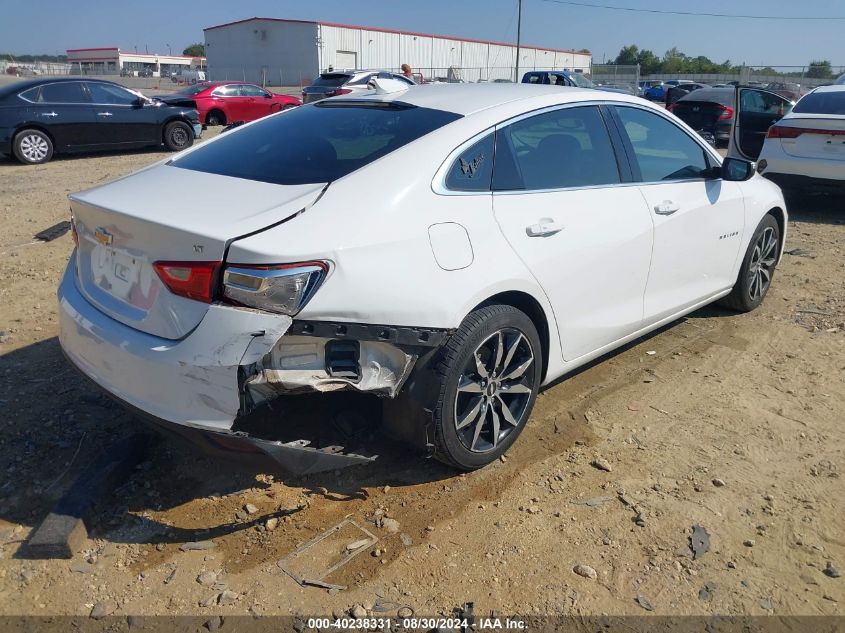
[{"left": 521, "top": 70, "right": 631, "bottom": 95}]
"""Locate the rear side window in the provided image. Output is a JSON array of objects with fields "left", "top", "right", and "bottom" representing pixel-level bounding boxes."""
[
  {"left": 793, "top": 91, "right": 845, "bottom": 115},
  {"left": 37, "top": 82, "right": 88, "bottom": 104},
  {"left": 493, "top": 105, "right": 621, "bottom": 191},
  {"left": 445, "top": 134, "right": 494, "bottom": 192},
  {"left": 211, "top": 85, "right": 238, "bottom": 97},
  {"left": 615, "top": 106, "right": 708, "bottom": 182},
  {"left": 173, "top": 103, "right": 462, "bottom": 185}
]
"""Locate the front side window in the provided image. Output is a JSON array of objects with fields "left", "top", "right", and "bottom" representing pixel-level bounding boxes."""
[
  {"left": 445, "top": 134, "right": 494, "bottom": 192},
  {"left": 239, "top": 84, "right": 268, "bottom": 97},
  {"left": 87, "top": 83, "right": 138, "bottom": 105},
  {"left": 173, "top": 102, "right": 462, "bottom": 185},
  {"left": 615, "top": 106, "right": 709, "bottom": 182},
  {"left": 493, "top": 105, "right": 621, "bottom": 191},
  {"left": 37, "top": 82, "right": 88, "bottom": 104}
]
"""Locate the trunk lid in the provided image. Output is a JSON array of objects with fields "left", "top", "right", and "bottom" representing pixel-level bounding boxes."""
[
  {"left": 672, "top": 100, "right": 729, "bottom": 131},
  {"left": 776, "top": 115, "right": 845, "bottom": 161},
  {"left": 71, "top": 163, "right": 326, "bottom": 340}
]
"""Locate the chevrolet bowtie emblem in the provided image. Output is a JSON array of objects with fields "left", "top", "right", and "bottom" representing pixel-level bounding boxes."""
[{"left": 94, "top": 227, "right": 113, "bottom": 246}]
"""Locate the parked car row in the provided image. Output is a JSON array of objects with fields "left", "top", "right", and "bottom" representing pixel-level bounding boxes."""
[{"left": 0, "top": 77, "right": 306, "bottom": 163}]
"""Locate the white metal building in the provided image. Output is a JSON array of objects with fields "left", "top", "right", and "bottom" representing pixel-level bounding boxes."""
[
  {"left": 66, "top": 48, "right": 206, "bottom": 76},
  {"left": 203, "top": 18, "right": 591, "bottom": 85}
]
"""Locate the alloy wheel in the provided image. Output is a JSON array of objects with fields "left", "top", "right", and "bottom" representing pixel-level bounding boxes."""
[
  {"left": 453, "top": 328, "right": 535, "bottom": 453},
  {"left": 19, "top": 134, "right": 49, "bottom": 162},
  {"left": 747, "top": 226, "right": 778, "bottom": 301}
]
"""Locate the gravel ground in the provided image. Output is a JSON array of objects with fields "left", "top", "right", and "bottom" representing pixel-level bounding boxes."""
[{"left": 0, "top": 126, "right": 842, "bottom": 620}]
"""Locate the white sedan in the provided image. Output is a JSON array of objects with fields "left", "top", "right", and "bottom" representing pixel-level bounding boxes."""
[
  {"left": 58, "top": 82, "right": 787, "bottom": 472},
  {"left": 752, "top": 85, "right": 845, "bottom": 196}
]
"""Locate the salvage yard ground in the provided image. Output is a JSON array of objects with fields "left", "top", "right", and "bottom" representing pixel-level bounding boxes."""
[{"left": 0, "top": 130, "right": 843, "bottom": 619}]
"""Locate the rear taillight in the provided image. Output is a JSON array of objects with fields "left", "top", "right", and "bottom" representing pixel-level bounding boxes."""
[
  {"left": 767, "top": 126, "right": 845, "bottom": 139},
  {"left": 331, "top": 88, "right": 352, "bottom": 96},
  {"left": 666, "top": 103, "right": 675, "bottom": 112},
  {"left": 153, "top": 261, "right": 219, "bottom": 303},
  {"left": 718, "top": 105, "right": 734, "bottom": 120},
  {"left": 222, "top": 261, "right": 328, "bottom": 316}
]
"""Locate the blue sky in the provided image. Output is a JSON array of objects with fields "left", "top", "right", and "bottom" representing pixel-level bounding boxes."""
[{"left": 2, "top": 0, "right": 842, "bottom": 67}]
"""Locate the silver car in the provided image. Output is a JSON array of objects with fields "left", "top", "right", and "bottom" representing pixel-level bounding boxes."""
[{"left": 301, "top": 70, "right": 415, "bottom": 103}]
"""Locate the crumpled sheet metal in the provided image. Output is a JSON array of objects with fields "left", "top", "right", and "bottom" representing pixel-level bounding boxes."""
[{"left": 244, "top": 335, "right": 416, "bottom": 405}]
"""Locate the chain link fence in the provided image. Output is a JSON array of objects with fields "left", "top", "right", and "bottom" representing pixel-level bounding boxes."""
[
  {"left": 589, "top": 64, "right": 640, "bottom": 95},
  {"left": 642, "top": 65, "right": 845, "bottom": 93}
]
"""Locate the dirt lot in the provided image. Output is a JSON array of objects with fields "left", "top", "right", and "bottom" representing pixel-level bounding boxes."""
[{"left": 0, "top": 133, "right": 843, "bottom": 622}]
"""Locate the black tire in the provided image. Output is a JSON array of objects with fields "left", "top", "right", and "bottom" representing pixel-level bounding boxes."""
[
  {"left": 206, "top": 109, "right": 226, "bottom": 126},
  {"left": 13, "top": 128, "right": 53, "bottom": 164},
  {"left": 281, "top": 104, "right": 297, "bottom": 112},
  {"left": 719, "top": 214, "right": 780, "bottom": 312},
  {"left": 163, "top": 121, "right": 193, "bottom": 152},
  {"left": 432, "top": 305, "right": 542, "bottom": 470}
]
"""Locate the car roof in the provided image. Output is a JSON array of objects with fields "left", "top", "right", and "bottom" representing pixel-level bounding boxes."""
[
  {"left": 0, "top": 76, "right": 123, "bottom": 99},
  {"left": 327, "top": 83, "right": 642, "bottom": 116},
  {"left": 678, "top": 87, "right": 734, "bottom": 103},
  {"left": 809, "top": 84, "right": 845, "bottom": 94}
]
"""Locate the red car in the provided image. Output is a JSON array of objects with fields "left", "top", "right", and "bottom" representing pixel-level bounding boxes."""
[{"left": 159, "top": 82, "right": 301, "bottom": 127}]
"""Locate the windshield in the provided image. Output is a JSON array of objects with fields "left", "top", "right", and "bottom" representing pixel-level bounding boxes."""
[
  {"left": 172, "top": 102, "right": 462, "bottom": 185},
  {"left": 311, "top": 73, "right": 353, "bottom": 87},
  {"left": 571, "top": 73, "right": 595, "bottom": 88},
  {"left": 173, "top": 84, "right": 210, "bottom": 96},
  {"left": 793, "top": 91, "right": 845, "bottom": 115}
]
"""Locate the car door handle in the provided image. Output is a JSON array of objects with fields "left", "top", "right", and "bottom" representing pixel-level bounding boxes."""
[
  {"left": 96, "top": 112, "right": 113, "bottom": 117},
  {"left": 39, "top": 112, "right": 58, "bottom": 117},
  {"left": 525, "top": 219, "right": 564, "bottom": 237},
  {"left": 654, "top": 201, "right": 680, "bottom": 215}
]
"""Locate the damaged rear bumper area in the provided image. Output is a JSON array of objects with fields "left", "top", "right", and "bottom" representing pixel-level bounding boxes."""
[{"left": 57, "top": 262, "right": 447, "bottom": 473}]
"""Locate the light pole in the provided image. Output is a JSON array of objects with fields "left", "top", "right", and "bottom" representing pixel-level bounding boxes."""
[
  {"left": 166, "top": 43, "right": 171, "bottom": 55},
  {"left": 515, "top": 0, "right": 523, "bottom": 82}
]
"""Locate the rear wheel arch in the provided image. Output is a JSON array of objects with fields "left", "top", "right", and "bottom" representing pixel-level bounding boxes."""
[
  {"left": 206, "top": 108, "right": 226, "bottom": 126},
  {"left": 14, "top": 124, "right": 55, "bottom": 146},
  {"left": 767, "top": 206, "right": 786, "bottom": 257},
  {"left": 471, "top": 290, "right": 551, "bottom": 383}
]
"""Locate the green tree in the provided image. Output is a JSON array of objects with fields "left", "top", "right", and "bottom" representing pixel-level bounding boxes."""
[
  {"left": 613, "top": 45, "right": 639, "bottom": 66},
  {"left": 182, "top": 43, "right": 205, "bottom": 57},
  {"left": 662, "top": 47, "right": 688, "bottom": 74},
  {"left": 806, "top": 60, "right": 833, "bottom": 78},
  {"left": 636, "top": 49, "right": 661, "bottom": 74}
]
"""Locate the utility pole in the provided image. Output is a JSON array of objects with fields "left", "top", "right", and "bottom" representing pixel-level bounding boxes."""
[{"left": 515, "top": 0, "right": 523, "bottom": 82}]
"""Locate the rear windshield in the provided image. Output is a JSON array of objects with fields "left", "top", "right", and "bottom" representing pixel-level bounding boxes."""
[
  {"left": 173, "top": 84, "right": 210, "bottom": 96},
  {"left": 678, "top": 89, "right": 734, "bottom": 106},
  {"left": 793, "top": 91, "right": 845, "bottom": 115},
  {"left": 311, "top": 73, "right": 353, "bottom": 87},
  {"left": 172, "top": 102, "right": 462, "bottom": 185}
]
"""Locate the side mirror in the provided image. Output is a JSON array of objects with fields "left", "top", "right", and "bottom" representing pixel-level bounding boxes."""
[
  {"left": 134, "top": 97, "right": 146, "bottom": 107},
  {"left": 722, "top": 157, "right": 756, "bottom": 181}
]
